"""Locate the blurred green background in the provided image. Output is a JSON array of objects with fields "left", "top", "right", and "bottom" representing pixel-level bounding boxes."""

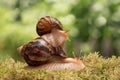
[{"left": 0, "top": 0, "right": 120, "bottom": 60}]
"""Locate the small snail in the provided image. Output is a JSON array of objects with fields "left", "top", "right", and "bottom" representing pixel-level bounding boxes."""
[
  {"left": 36, "top": 16, "right": 63, "bottom": 36},
  {"left": 18, "top": 29, "right": 68, "bottom": 66}
]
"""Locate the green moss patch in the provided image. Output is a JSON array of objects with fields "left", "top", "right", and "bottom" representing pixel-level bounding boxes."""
[{"left": 0, "top": 53, "right": 120, "bottom": 80}]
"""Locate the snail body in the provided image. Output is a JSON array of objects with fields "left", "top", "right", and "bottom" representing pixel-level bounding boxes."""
[
  {"left": 36, "top": 16, "right": 63, "bottom": 36},
  {"left": 25, "top": 56, "right": 85, "bottom": 70},
  {"left": 41, "top": 28, "right": 68, "bottom": 47}
]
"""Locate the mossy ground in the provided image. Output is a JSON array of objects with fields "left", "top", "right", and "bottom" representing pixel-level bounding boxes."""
[{"left": 0, "top": 53, "right": 120, "bottom": 80}]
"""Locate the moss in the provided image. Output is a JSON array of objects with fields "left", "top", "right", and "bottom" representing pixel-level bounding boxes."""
[{"left": 0, "top": 53, "right": 120, "bottom": 80}]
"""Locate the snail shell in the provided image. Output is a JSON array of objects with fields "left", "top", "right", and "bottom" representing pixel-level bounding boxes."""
[
  {"left": 18, "top": 37, "right": 67, "bottom": 66},
  {"left": 18, "top": 38, "right": 53, "bottom": 66},
  {"left": 36, "top": 16, "right": 63, "bottom": 36}
]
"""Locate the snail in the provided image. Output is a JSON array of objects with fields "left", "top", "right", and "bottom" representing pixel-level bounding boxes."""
[
  {"left": 17, "top": 16, "right": 85, "bottom": 70},
  {"left": 36, "top": 16, "right": 63, "bottom": 36},
  {"left": 18, "top": 29, "right": 68, "bottom": 66}
]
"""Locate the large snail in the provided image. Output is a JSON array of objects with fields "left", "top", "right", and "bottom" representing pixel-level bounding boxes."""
[
  {"left": 18, "top": 16, "right": 85, "bottom": 70},
  {"left": 36, "top": 16, "right": 63, "bottom": 36}
]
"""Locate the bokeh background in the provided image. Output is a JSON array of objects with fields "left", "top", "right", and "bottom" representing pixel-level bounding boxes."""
[{"left": 0, "top": 0, "right": 120, "bottom": 61}]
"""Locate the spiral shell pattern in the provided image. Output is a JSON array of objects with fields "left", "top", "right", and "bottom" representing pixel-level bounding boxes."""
[{"left": 36, "top": 16, "right": 63, "bottom": 36}]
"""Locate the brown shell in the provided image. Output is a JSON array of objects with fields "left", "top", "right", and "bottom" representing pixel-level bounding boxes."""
[
  {"left": 36, "top": 16, "right": 63, "bottom": 36},
  {"left": 19, "top": 37, "right": 66, "bottom": 66}
]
